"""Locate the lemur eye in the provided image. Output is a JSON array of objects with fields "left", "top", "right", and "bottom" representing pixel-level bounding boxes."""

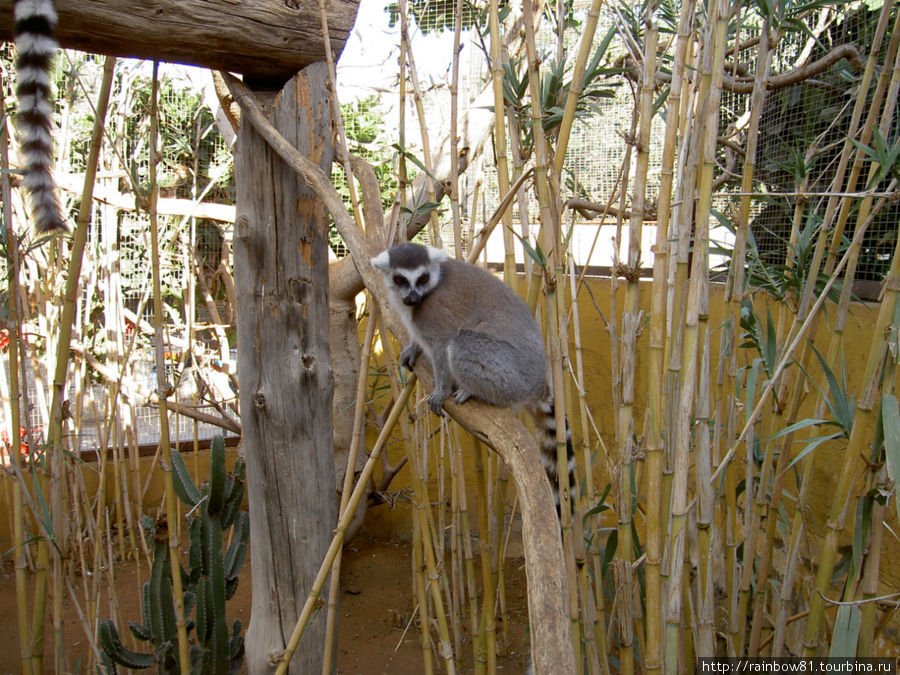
[
  {"left": 393, "top": 275, "right": 408, "bottom": 287},
  {"left": 418, "top": 273, "right": 430, "bottom": 286}
]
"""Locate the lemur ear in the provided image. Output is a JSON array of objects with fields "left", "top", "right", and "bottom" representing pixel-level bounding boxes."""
[
  {"left": 426, "top": 246, "right": 448, "bottom": 264},
  {"left": 370, "top": 250, "right": 391, "bottom": 271}
]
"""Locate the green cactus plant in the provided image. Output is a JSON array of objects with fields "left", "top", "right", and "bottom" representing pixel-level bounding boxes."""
[{"left": 99, "top": 436, "right": 247, "bottom": 674}]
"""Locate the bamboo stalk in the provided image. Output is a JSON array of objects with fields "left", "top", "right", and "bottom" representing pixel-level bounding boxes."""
[
  {"left": 802, "top": 223, "right": 900, "bottom": 653},
  {"left": 769, "top": 18, "right": 900, "bottom": 653},
  {"left": 616, "top": 9, "right": 658, "bottom": 670},
  {"left": 316, "top": 0, "right": 364, "bottom": 230},
  {"left": 801, "top": 43, "right": 900, "bottom": 649},
  {"left": 521, "top": 0, "right": 558, "bottom": 315},
  {"left": 519, "top": 0, "right": 582, "bottom": 656},
  {"left": 412, "top": 510, "right": 436, "bottom": 674},
  {"left": 400, "top": 0, "right": 442, "bottom": 246},
  {"left": 276, "top": 378, "right": 417, "bottom": 674},
  {"left": 551, "top": 0, "right": 605, "bottom": 178},
  {"left": 448, "top": 0, "right": 465, "bottom": 257},
  {"left": 36, "top": 54, "right": 116, "bottom": 671},
  {"left": 567, "top": 257, "right": 611, "bottom": 675},
  {"left": 474, "top": 440, "right": 497, "bottom": 673},
  {"left": 857, "top": 467, "right": 888, "bottom": 657},
  {"left": 321, "top": 312, "right": 377, "bottom": 673},
  {"left": 147, "top": 61, "right": 192, "bottom": 673},
  {"left": 665, "top": 2, "right": 725, "bottom": 668},
  {"left": 816, "top": 2, "right": 894, "bottom": 281},
  {"left": 644, "top": 0, "right": 692, "bottom": 668},
  {"left": 0, "top": 84, "right": 34, "bottom": 675},
  {"left": 451, "top": 425, "right": 481, "bottom": 671},
  {"left": 695, "top": 301, "right": 714, "bottom": 657},
  {"left": 405, "top": 421, "right": 457, "bottom": 674},
  {"left": 488, "top": 0, "right": 518, "bottom": 289},
  {"left": 722, "top": 17, "right": 771, "bottom": 654}
]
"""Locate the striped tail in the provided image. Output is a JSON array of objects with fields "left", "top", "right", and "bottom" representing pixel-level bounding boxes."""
[
  {"left": 532, "top": 392, "right": 575, "bottom": 514},
  {"left": 14, "top": 0, "right": 66, "bottom": 233}
]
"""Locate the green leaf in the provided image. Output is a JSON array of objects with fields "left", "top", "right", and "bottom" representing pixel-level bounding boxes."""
[
  {"left": 391, "top": 144, "right": 439, "bottom": 183},
  {"left": 809, "top": 343, "right": 854, "bottom": 434},
  {"left": 881, "top": 394, "right": 900, "bottom": 526},
  {"left": 829, "top": 604, "right": 860, "bottom": 657},
  {"left": 763, "top": 417, "right": 829, "bottom": 442},
  {"left": 782, "top": 432, "right": 842, "bottom": 473},
  {"left": 508, "top": 226, "right": 546, "bottom": 266}
]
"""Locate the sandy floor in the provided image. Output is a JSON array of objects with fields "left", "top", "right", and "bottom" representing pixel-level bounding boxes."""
[{"left": 0, "top": 535, "right": 531, "bottom": 674}]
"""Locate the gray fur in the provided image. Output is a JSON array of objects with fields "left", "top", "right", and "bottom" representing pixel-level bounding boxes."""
[
  {"left": 372, "top": 243, "right": 546, "bottom": 414},
  {"left": 372, "top": 243, "right": 575, "bottom": 510}
]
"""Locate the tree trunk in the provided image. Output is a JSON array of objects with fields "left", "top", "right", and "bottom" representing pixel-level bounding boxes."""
[{"left": 233, "top": 63, "right": 337, "bottom": 674}]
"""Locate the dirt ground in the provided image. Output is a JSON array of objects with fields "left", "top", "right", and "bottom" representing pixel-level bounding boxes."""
[{"left": 0, "top": 535, "right": 531, "bottom": 674}]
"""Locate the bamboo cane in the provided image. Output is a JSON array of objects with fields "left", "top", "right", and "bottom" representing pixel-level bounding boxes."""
[
  {"left": 816, "top": 2, "right": 895, "bottom": 281},
  {"left": 399, "top": 0, "right": 442, "bottom": 247},
  {"left": 413, "top": 510, "right": 437, "bottom": 674},
  {"left": 722, "top": 18, "right": 771, "bottom": 654},
  {"left": 520, "top": 0, "right": 582, "bottom": 654},
  {"left": 448, "top": 0, "right": 465, "bottom": 257},
  {"left": 763, "top": 9, "right": 896, "bottom": 649},
  {"left": 36, "top": 54, "right": 115, "bottom": 671},
  {"left": 695, "top": 304, "right": 715, "bottom": 657},
  {"left": 644, "top": 0, "right": 693, "bottom": 668},
  {"left": 857, "top": 467, "right": 888, "bottom": 657},
  {"left": 146, "top": 62, "right": 192, "bottom": 673},
  {"left": 276, "top": 378, "right": 416, "bottom": 674},
  {"left": 488, "top": 0, "right": 518, "bottom": 289},
  {"left": 551, "top": 0, "right": 605, "bottom": 178},
  {"left": 316, "top": 0, "right": 364, "bottom": 230},
  {"left": 416, "top": 434, "right": 459, "bottom": 673},
  {"left": 802, "top": 217, "right": 900, "bottom": 653},
  {"left": 451, "top": 425, "right": 482, "bottom": 671},
  {"left": 665, "top": 2, "right": 725, "bottom": 668},
  {"left": 321, "top": 312, "right": 377, "bottom": 673},
  {"left": 0, "top": 84, "right": 34, "bottom": 675},
  {"left": 800, "top": 41, "right": 900, "bottom": 649}
]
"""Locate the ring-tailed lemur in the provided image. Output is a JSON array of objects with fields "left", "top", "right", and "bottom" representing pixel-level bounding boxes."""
[
  {"left": 371, "top": 242, "right": 575, "bottom": 510},
  {"left": 13, "top": 0, "right": 67, "bottom": 233}
]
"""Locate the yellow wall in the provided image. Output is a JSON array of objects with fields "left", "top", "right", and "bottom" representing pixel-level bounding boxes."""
[
  {"left": 0, "top": 276, "right": 895, "bottom": 646},
  {"left": 0, "top": 447, "right": 244, "bottom": 558}
]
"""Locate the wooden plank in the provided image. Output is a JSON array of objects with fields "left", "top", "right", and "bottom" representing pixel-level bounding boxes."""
[{"left": 0, "top": 0, "right": 359, "bottom": 85}]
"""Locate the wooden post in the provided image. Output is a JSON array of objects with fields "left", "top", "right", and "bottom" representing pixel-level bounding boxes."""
[{"left": 233, "top": 63, "right": 337, "bottom": 674}]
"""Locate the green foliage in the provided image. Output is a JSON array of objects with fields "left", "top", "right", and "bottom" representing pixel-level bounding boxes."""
[
  {"left": 385, "top": 0, "right": 498, "bottom": 33},
  {"left": 330, "top": 96, "right": 398, "bottom": 255},
  {"left": 99, "top": 436, "right": 247, "bottom": 674},
  {"left": 882, "top": 394, "right": 900, "bottom": 526},
  {"left": 119, "top": 76, "right": 232, "bottom": 201},
  {"left": 501, "top": 25, "right": 620, "bottom": 157}
]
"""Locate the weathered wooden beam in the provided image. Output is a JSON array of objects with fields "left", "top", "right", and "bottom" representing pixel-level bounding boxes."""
[
  {"left": 233, "top": 63, "right": 338, "bottom": 673},
  {"left": 0, "top": 0, "right": 360, "bottom": 86}
]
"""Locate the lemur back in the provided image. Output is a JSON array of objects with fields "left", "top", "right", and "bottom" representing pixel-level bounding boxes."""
[
  {"left": 372, "top": 242, "right": 574, "bottom": 509},
  {"left": 13, "top": 0, "right": 66, "bottom": 233}
]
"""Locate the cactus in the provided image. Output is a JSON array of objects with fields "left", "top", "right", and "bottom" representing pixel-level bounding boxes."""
[{"left": 99, "top": 436, "right": 248, "bottom": 674}]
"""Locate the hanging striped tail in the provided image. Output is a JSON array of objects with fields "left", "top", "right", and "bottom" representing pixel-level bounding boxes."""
[
  {"left": 14, "top": 0, "right": 66, "bottom": 233},
  {"left": 531, "top": 392, "right": 575, "bottom": 514}
]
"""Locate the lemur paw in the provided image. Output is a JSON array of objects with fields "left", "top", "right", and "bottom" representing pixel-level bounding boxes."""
[
  {"left": 452, "top": 389, "right": 472, "bottom": 405},
  {"left": 427, "top": 391, "right": 446, "bottom": 416},
  {"left": 400, "top": 343, "right": 420, "bottom": 371}
]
